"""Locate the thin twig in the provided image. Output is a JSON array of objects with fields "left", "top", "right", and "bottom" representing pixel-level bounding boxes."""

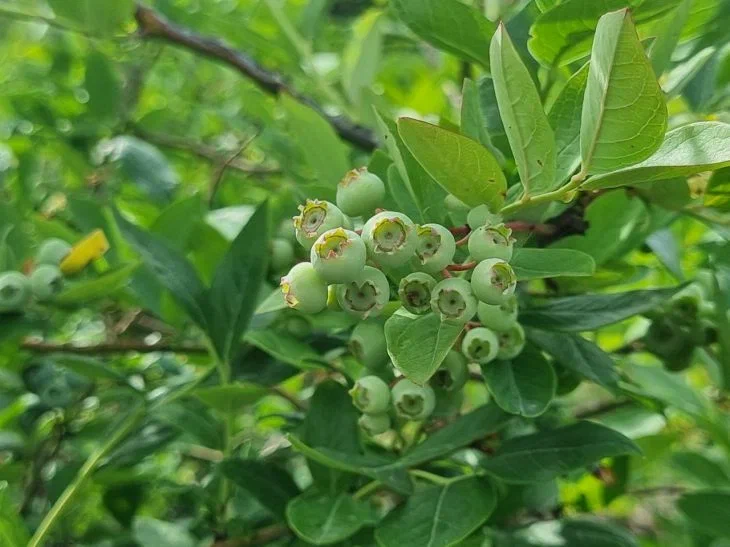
[
  {"left": 21, "top": 339, "right": 209, "bottom": 355},
  {"left": 505, "top": 221, "right": 557, "bottom": 236},
  {"left": 446, "top": 261, "right": 478, "bottom": 272},
  {"left": 209, "top": 131, "right": 260, "bottom": 205}
]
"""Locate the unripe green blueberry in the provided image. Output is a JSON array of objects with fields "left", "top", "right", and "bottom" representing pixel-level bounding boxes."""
[
  {"left": 293, "top": 199, "right": 345, "bottom": 250},
  {"left": 471, "top": 259, "right": 517, "bottom": 305},
  {"left": 36, "top": 238, "right": 72, "bottom": 266},
  {"left": 358, "top": 412, "right": 391, "bottom": 436},
  {"left": 645, "top": 316, "right": 698, "bottom": 360},
  {"left": 461, "top": 327, "right": 499, "bottom": 365},
  {"left": 0, "top": 271, "right": 31, "bottom": 313},
  {"left": 349, "top": 319, "right": 389, "bottom": 370},
  {"left": 477, "top": 294, "right": 518, "bottom": 332},
  {"left": 270, "top": 238, "right": 296, "bottom": 272},
  {"left": 30, "top": 265, "right": 64, "bottom": 301},
  {"left": 284, "top": 315, "right": 312, "bottom": 339},
  {"left": 468, "top": 223, "right": 514, "bottom": 262},
  {"left": 432, "top": 350, "right": 469, "bottom": 392},
  {"left": 336, "top": 167, "right": 386, "bottom": 217},
  {"left": 467, "top": 204, "right": 502, "bottom": 230},
  {"left": 349, "top": 375, "right": 391, "bottom": 414},
  {"left": 280, "top": 262, "right": 329, "bottom": 314},
  {"left": 336, "top": 266, "right": 390, "bottom": 318},
  {"left": 391, "top": 379, "right": 436, "bottom": 420},
  {"left": 277, "top": 218, "right": 297, "bottom": 243},
  {"left": 430, "top": 278, "right": 477, "bottom": 323},
  {"left": 398, "top": 272, "right": 437, "bottom": 315},
  {"left": 415, "top": 224, "right": 456, "bottom": 273},
  {"left": 361, "top": 211, "right": 417, "bottom": 268},
  {"left": 496, "top": 323, "right": 526, "bottom": 360},
  {"left": 310, "top": 228, "right": 366, "bottom": 283}
]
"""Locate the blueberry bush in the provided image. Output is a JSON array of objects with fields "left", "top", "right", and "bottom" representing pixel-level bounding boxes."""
[{"left": 2, "top": 0, "right": 730, "bottom": 546}]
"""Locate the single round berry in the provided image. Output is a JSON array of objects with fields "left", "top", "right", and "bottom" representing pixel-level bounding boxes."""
[
  {"left": 391, "top": 379, "right": 436, "bottom": 421},
  {"left": 0, "top": 271, "right": 30, "bottom": 313},
  {"left": 277, "top": 218, "right": 297, "bottom": 243},
  {"left": 270, "top": 238, "right": 296, "bottom": 272},
  {"left": 310, "top": 228, "right": 366, "bottom": 283},
  {"left": 477, "top": 294, "right": 518, "bottom": 332},
  {"left": 36, "top": 238, "right": 72, "bottom": 266},
  {"left": 398, "top": 272, "right": 437, "bottom": 315},
  {"left": 280, "top": 262, "right": 329, "bottom": 314},
  {"left": 471, "top": 259, "right": 517, "bottom": 305},
  {"left": 430, "top": 278, "right": 477, "bottom": 323},
  {"left": 467, "top": 205, "right": 502, "bottom": 230},
  {"left": 358, "top": 413, "right": 391, "bottom": 436},
  {"left": 432, "top": 350, "right": 469, "bottom": 392},
  {"left": 30, "top": 265, "right": 64, "bottom": 301},
  {"left": 349, "top": 376, "right": 391, "bottom": 414},
  {"left": 336, "top": 167, "right": 386, "bottom": 217},
  {"left": 349, "top": 319, "right": 389, "bottom": 370},
  {"left": 294, "top": 199, "right": 345, "bottom": 250},
  {"left": 415, "top": 224, "right": 456, "bottom": 274},
  {"left": 361, "top": 211, "right": 417, "bottom": 268},
  {"left": 284, "top": 315, "right": 312, "bottom": 339},
  {"left": 496, "top": 323, "right": 526, "bottom": 360},
  {"left": 461, "top": 327, "right": 499, "bottom": 365},
  {"left": 336, "top": 266, "right": 390, "bottom": 319},
  {"left": 468, "top": 223, "right": 514, "bottom": 262}
]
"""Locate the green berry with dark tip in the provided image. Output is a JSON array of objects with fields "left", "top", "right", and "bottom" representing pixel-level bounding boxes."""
[
  {"left": 391, "top": 379, "right": 435, "bottom": 420},
  {"left": 430, "top": 278, "right": 477, "bottom": 323},
  {"left": 310, "top": 228, "right": 366, "bottom": 283},
  {"left": 468, "top": 223, "right": 514, "bottom": 262},
  {"left": 349, "top": 319, "right": 389, "bottom": 370},
  {"left": 336, "top": 266, "right": 390, "bottom": 319},
  {"left": 398, "top": 272, "right": 437, "bottom": 315},
  {"left": 361, "top": 211, "right": 418, "bottom": 268},
  {"left": 0, "top": 271, "right": 30, "bottom": 313},
  {"left": 293, "top": 199, "right": 345, "bottom": 250},
  {"left": 280, "top": 262, "right": 329, "bottom": 314},
  {"left": 461, "top": 327, "right": 499, "bottom": 365},
  {"left": 471, "top": 259, "right": 517, "bottom": 305},
  {"left": 432, "top": 350, "right": 469, "bottom": 392},
  {"left": 270, "top": 238, "right": 296, "bottom": 272},
  {"left": 30, "top": 265, "right": 64, "bottom": 301},
  {"left": 36, "top": 238, "right": 72, "bottom": 266},
  {"left": 414, "top": 224, "right": 456, "bottom": 274},
  {"left": 349, "top": 375, "right": 391, "bottom": 414},
  {"left": 336, "top": 167, "right": 386, "bottom": 217},
  {"left": 358, "top": 413, "right": 391, "bottom": 436},
  {"left": 496, "top": 323, "right": 526, "bottom": 360},
  {"left": 477, "top": 294, "right": 518, "bottom": 332}
]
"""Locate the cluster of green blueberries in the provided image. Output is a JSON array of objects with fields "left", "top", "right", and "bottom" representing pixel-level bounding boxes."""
[
  {"left": 277, "top": 167, "right": 524, "bottom": 435},
  {"left": 0, "top": 239, "right": 72, "bottom": 314}
]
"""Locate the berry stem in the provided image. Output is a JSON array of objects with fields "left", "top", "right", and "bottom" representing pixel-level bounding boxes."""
[
  {"left": 505, "top": 221, "right": 556, "bottom": 236},
  {"left": 446, "top": 261, "right": 477, "bottom": 272},
  {"left": 449, "top": 225, "right": 470, "bottom": 237},
  {"left": 500, "top": 171, "right": 587, "bottom": 215},
  {"left": 455, "top": 233, "right": 471, "bottom": 246},
  {"left": 440, "top": 268, "right": 453, "bottom": 279}
]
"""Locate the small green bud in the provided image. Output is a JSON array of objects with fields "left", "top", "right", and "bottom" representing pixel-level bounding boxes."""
[
  {"left": 358, "top": 413, "right": 391, "bottom": 436},
  {"left": 349, "top": 319, "right": 389, "bottom": 370},
  {"left": 280, "top": 262, "right": 329, "bottom": 314},
  {"left": 310, "top": 228, "right": 367, "bottom": 283},
  {"left": 30, "top": 265, "right": 64, "bottom": 301},
  {"left": 398, "top": 272, "right": 437, "bottom": 315},
  {"left": 36, "top": 238, "right": 72, "bottom": 266},
  {"left": 336, "top": 265, "right": 390, "bottom": 318},
  {"left": 391, "top": 379, "right": 436, "bottom": 420},
  {"left": 349, "top": 375, "right": 391, "bottom": 414},
  {"left": 467, "top": 204, "right": 502, "bottom": 230},
  {"left": 0, "top": 271, "right": 30, "bottom": 313},
  {"left": 477, "top": 294, "right": 518, "bottom": 332},
  {"left": 496, "top": 323, "right": 526, "bottom": 360},
  {"left": 430, "top": 278, "right": 477, "bottom": 323},
  {"left": 468, "top": 224, "right": 514, "bottom": 262},
  {"left": 361, "top": 211, "right": 417, "bottom": 267},
  {"left": 461, "top": 327, "right": 499, "bottom": 364},
  {"left": 414, "top": 224, "right": 456, "bottom": 274},
  {"left": 432, "top": 350, "right": 469, "bottom": 392},
  {"left": 270, "top": 238, "right": 296, "bottom": 272},
  {"left": 294, "top": 199, "right": 345, "bottom": 250},
  {"left": 336, "top": 167, "right": 386, "bottom": 217},
  {"left": 471, "top": 259, "right": 517, "bottom": 305}
]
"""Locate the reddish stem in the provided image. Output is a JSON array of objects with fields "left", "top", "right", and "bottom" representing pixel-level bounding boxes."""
[
  {"left": 441, "top": 268, "right": 453, "bottom": 279},
  {"left": 455, "top": 233, "right": 470, "bottom": 246},
  {"left": 449, "top": 225, "right": 470, "bottom": 237},
  {"left": 375, "top": 208, "right": 386, "bottom": 214},
  {"left": 506, "top": 221, "right": 556, "bottom": 236},
  {"left": 446, "top": 261, "right": 477, "bottom": 272},
  {"left": 464, "top": 321, "right": 481, "bottom": 331}
]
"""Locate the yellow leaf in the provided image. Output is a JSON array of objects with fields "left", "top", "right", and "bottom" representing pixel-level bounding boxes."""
[{"left": 60, "top": 230, "right": 110, "bottom": 275}]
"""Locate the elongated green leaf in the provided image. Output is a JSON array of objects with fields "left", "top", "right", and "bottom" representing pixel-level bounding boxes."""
[
  {"left": 85, "top": 51, "right": 121, "bottom": 120},
  {"left": 511, "top": 248, "right": 595, "bottom": 280},
  {"left": 461, "top": 78, "right": 504, "bottom": 164},
  {"left": 490, "top": 24, "right": 557, "bottom": 195},
  {"left": 206, "top": 202, "right": 269, "bottom": 361},
  {"left": 384, "top": 310, "right": 464, "bottom": 385},
  {"left": 507, "top": 519, "right": 639, "bottom": 547},
  {"left": 519, "top": 285, "right": 683, "bottom": 332},
  {"left": 580, "top": 9, "right": 667, "bottom": 175},
  {"left": 398, "top": 118, "right": 506, "bottom": 211},
  {"left": 672, "top": 452, "right": 730, "bottom": 487},
  {"left": 583, "top": 122, "right": 730, "bottom": 189},
  {"left": 482, "top": 345, "right": 556, "bottom": 418},
  {"left": 386, "top": 164, "right": 422, "bottom": 223},
  {"left": 0, "top": 482, "right": 30, "bottom": 546},
  {"left": 194, "top": 383, "right": 268, "bottom": 413},
  {"left": 649, "top": 0, "right": 693, "bottom": 75},
  {"left": 49, "top": 0, "right": 134, "bottom": 35},
  {"left": 55, "top": 263, "right": 139, "bottom": 305},
  {"left": 391, "top": 0, "right": 495, "bottom": 67},
  {"left": 376, "top": 477, "right": 496, "bottom": 547},
  {"left": 220, "top": 459, "right": 299, "bottom": 519},
  {"left": 245, "top": 329, "right": 322, "bottom": 369},
  {"left": 678, "top": 491, "right": 730, "bottom": 538},
  {"left": 341, "top": 11, "right": 383, "bottom": 105},
  {"left": 132, "top": 517, "right": 195, "bottom": 547},
  {"left": 53, "top": 355, "right": 128, "bottom": 383},
  {"left": 482, "top": 421, "right": 640, "bottom": 483},
  {"left": 549, "top": 64, "right": 589, "bottom": 185},
  {"left": 663, "top": 46, "right": 716, "bottom": 97},
  {"left": 287, "top": 491, "right": 371, "bottom": 545},
  {"left": 623, "top": 363, "right": 710, "bottom": 418}
]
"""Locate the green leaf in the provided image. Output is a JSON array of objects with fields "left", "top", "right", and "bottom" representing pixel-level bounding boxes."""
[
  {"left": 85, "top": 51, "right": 121, "bottom": 120},
  {"left": 461, "top": 78, "right": 505, "bottom": 164},
  {"left": 220, "top": 459, "right": 300, "bottom": 519},
  {"left": 649, "top": 0, "right": 693, "bottom": 75},
  {"left": 54, "top": 263, "right": 139, "bottom": 305},
  {"left": 623, "top": 363, "right": 710, "bottom": 418},
  {"left": 482, "top": 421, "right": 640, "bottom": 483},
  {"left": 194, "top": 383, "right": 268, "bottom": 413},
  {"left": 245, "top": 329, "right": 323, "bottom": 369},
  {"left": 705, "top": 167, "right": 730, "bottom": 211},
  {"left": 0, "top": 481, "right": 29, "bottom": 547},
  {"left": 287, "top": 491, "right": 372, "bottom": 545},
  {"left": 397, "top": 118, "right": 506, "bottom": 211},
  {"left": 507, "top": 519, "right": 640, "bottom": 546},
  {"left": 384, "top": 310, "right": 464, "bottom": 385},
  {"left": 49, "top": 0, "right": 134, "bottom": 35},
  {"left": 520, "top": 285, "right": 682, "bottom": 332},
  {"left": 511, "top": 248, "right": 595, "bottom": 280},
  {"left": 663, "top": 46, "right": 716, "bottom": 97},
  {"left": 482, "top": 345, "right": 556, "bottom": 418},
  {"left": 526, "top": 328, "right": 620, "bottom": 390},
  {"left": 386, "top": 164, "right": 422, "bottom": 223},
  {"left": 391, "top": 0, "right": 495, "bottom": 67},
  {"left": 646, "top": 229, "right": 684, "bottom": 280},
  {"left": 342, "top": 11, "right": 384, "bottom": 106},
  {"left": 52, "top": 355, "right": 128, "bottom": 383},
  {"left": 580, "top": 9, "right": 667, "bottom": 175},
  {"left": 132, "top": 517, "right": 196, "bottom": 547},
  {"left": 375, "top": 477, "right": 496, "bottom": 547},
  {"left": 490, "top": 24, "right": 557, "bottom": 195},
  {"left": 583, "top": 122, "right": 730, "bottom": 190},
  {"left": 672, "top": 452, "right": 730, "bottom": 487},
  {"left": 678, "top": 491, "right": 730, "bottom": 538},
  {"left": 549, "top": 63, "right": 589, "bottom": 185},
  {"left": 206, "top": 202, "right": 269, "bottom": 361}
]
